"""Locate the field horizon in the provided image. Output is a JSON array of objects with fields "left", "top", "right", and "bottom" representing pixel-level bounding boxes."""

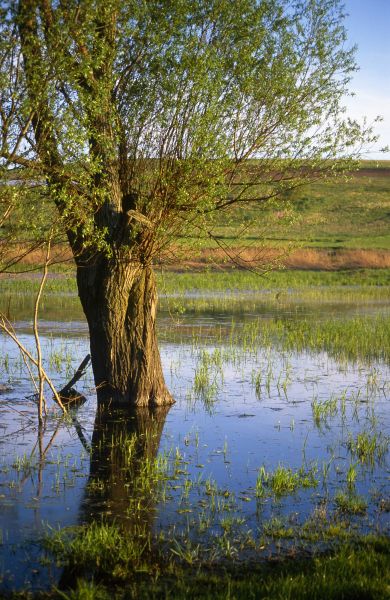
[{"left": 2, "top": 161, "right": 389, "bottom": 273}]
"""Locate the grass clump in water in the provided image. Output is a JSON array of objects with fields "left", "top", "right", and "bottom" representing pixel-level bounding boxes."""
[
  {"left": 262, "top": 517, "right": 295, "bottom": 539},
  {"left": 346, "top": 431, "right": 389, "bottom": 465},
  {"left": 273, "top": 314, "right": 390, "bottom": 364},
  {"left": 334, "top": 491, "right": 368, "bottom": 515},
  {"left": 255, "top": 463, "right": 318, "bottom": 498},
  {"left": 192, "top": 349, "right": 223, "bottom": 409},
  {"left": 311, "top": 395, "right": 338, "bottom": 428},
  {"left": 44, "top": 521, "right": 155, "bottom": 582}
]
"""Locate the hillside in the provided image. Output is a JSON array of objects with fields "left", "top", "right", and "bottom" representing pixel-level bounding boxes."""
[
  {"left": 1, "top": 161, "right": 390, "bottom": 271},
  {"left": 167, "top": 160, "right": 390, "bottom": 270}
]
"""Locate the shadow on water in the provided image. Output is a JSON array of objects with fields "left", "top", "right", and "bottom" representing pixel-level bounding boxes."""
[{"left": 59, "top": 404, "right": 171, "bottom": 588}]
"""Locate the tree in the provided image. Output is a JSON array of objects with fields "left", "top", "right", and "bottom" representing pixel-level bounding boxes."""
[{"left": 0, "top": 0, "right": 373, "bottom": 407}]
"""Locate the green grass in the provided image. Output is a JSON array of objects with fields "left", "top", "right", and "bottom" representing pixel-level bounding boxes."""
[
  {"left": 311, "top": 396, "right": 338, "bottom": 427},
  {"left": 347, "top": 431, "right": 389, "bottom": 465},
  {"left": 1, "top": 267, "right": 390, "bottom": 297},
  {"left": 263, "top": 314, "right": 390, "bottom": 364},
  {"left": 44, "top": 521, "right": 154, "bottom": 582},
  {"left": 334, "top": 491, "right": 368, "bottom": 515},
  {"left": 255, "top": 463, "right": 318, "bottom": 498},
  {"left": 180, "top": 165, "right": 390, "bottom": 251},
  {"left": 158, "top": 268, "right": 390, "bottom": 292},
  {"left": 2, "top": 272, "right": 390, "bottom": 367},
  {"left": 29, "top": 531, "right": 390, "bottom": 599}
]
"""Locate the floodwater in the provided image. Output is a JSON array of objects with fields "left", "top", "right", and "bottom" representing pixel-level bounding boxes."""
[{"left": 0, "top": 290, "right": 389, "bottom": 592}]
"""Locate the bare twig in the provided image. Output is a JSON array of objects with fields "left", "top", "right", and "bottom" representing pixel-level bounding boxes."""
[
  {"left": 0, "top": 314, "right": 67, "bottom": 413},
  {"left": 34, "top": 237, "right": 51, "bottom": 425}
]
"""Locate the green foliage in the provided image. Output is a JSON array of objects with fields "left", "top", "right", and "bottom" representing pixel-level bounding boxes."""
[{"left": 0, "top": 0, "right": 376, "bottom": 266}]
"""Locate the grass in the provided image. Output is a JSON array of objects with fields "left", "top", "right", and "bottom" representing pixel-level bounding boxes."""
[
  {"left": 179, "top": 164, "right": 390, "bottom": 251},
  {"left": 1, "top": 267, "right": 390, "bottom": 298},
  {"left": 44, "top": 521, "right": 154, "bottom": 581},
  {"left": 1, "top": 267, "right": 390, "bottom": 320},
  {"left": 334, "top": 491, "right": 368, "bottom": 515},
  {"left": 347, "top": 431, "right": 389, "bottom": 465},
  {"left": 32, "top": 530, "right": 390, "bottom": 599},
  {"left": 261, "top": 314, "right": 390, "bottom": 365},
  {"left": 255, "top": 464, "right": 318, "bottom": 498},
  {"left": 311, "top": 395, "right": 338, "bottom": 428},
  {"left": 192, "top": 349, "right": 223, "bottom": 409}
]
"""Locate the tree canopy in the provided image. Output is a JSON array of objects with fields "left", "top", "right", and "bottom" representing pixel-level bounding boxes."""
[{"left": 0, "top": 0, "right": 374, "bottom": 267}]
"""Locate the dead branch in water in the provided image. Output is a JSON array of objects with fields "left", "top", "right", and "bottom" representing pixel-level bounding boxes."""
[
  {"left": 59, "top": 354, "right": 91, "bottom": 399},
  {"left": 0, "top": 314, "right": 67, "bottom": 414}
]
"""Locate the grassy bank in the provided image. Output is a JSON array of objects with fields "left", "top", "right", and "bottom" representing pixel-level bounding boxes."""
[
  {"left": 58, "top": 537, "right": 390, "bottom": 600},
  {"left": 11, "top": 528, "right": 389, "bottom": 599},
  {"left": 1, "top": 163, "right": 390, "bottom": 276}
]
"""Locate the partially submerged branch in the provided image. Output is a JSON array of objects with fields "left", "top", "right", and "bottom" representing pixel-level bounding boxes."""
[
  {"left": 0, "top": 314, "right": 67, "bottom": 414},
  {"left": 59, "top": 354, "right": 91, "bottom": 407}
]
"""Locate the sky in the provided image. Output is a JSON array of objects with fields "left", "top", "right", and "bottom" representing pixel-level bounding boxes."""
[{"left": 343, "top": 0, "right": 390, "bottom": 159}]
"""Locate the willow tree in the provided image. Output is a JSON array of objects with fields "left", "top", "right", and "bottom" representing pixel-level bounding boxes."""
[{"left": 0, "top": 0, "right": 371, "bottom": 406}]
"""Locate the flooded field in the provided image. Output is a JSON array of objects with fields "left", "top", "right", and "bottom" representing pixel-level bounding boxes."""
[{"left": 0, "top": 285, "right": 389, "bottom": 593}]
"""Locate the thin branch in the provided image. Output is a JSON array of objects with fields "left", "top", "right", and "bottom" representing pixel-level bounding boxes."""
[
  {"left": 34, "top": 236, "right": 51, "bottom": 425},
  {"left": 0, "top": 314, "right": 67, "bottom": 413}
]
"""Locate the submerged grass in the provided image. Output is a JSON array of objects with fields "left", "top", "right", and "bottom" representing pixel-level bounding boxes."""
[
  {"left": 334, "top": 491, "right": 368, "bottom": 515},
  {"left": 346, "top": 431, "right": 389, "bottom": 465},
  {"left": 45, "top": 521, "right": 154, "bottom": 580},
  {"left": 279, "top": 315, "right": 390, "bottom": 364},
  {"left": 239, "top": 313, "right": 390, "bottom": 365},
  {"left": 311, "top": 395, "right": 338, "bottom": 427}
]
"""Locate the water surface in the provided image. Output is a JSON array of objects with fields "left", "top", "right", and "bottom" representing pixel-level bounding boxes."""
[{"left": 0, "top": 290, "right": 389, "bottom": 591}]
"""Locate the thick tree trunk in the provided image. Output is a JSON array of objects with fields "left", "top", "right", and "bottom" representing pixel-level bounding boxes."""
[{"left": 76, "top": 259, "right": 174, "bottom": 407}]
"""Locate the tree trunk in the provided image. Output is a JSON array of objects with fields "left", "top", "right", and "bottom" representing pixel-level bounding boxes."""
[{"left": 76, "top": 258, "right": 174, "bottom": 407}]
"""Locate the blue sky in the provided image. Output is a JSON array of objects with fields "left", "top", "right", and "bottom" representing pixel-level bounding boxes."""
[{"left": 343, "top": 0, "right": 390, "bottom": 159}]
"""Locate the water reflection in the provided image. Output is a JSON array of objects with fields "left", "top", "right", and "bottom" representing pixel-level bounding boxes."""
[
  {"left": 58, "top": 405, "right": 171, "bottom": 587},
  {"left": 83, "top": 405, "right": 170, "bottom": 525}
]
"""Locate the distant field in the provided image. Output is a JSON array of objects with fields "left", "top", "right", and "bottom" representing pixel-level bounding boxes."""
[
  {"left": 180, "top": 161, "right": 390, "bottom": 252},
  {"left": 1, "top": 161, "right": 390, "bottom": 271}
]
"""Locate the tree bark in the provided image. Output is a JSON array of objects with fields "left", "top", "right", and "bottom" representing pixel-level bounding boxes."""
[{"left": 77, "top": 258, "right": 174, "bottom": 407}]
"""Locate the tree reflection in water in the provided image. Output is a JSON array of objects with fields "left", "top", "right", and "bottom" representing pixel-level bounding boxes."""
[
  {"left": 59, "top": 404, "right": 171, "bottom": 587},
  {"left": 85, "top": 405, "right": 170, "bottom": 523}
]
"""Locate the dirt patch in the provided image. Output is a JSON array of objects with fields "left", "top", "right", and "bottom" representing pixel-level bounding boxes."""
[
  {"left": 283, "top": 248, "right": 390, "bottom": 270},
  {"left": 158, "top": 246, "right": 390, "bottom": 271},
  {"left": 352, "top": 168, "right": 390, "bottom": 178},
  {"left": 2, "top": 242, "right": 390, "bottom": 273}
]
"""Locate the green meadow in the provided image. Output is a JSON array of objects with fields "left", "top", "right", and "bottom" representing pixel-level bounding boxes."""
[{"left": 180, "top": 162, "right": 390, "bottom": 251}]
